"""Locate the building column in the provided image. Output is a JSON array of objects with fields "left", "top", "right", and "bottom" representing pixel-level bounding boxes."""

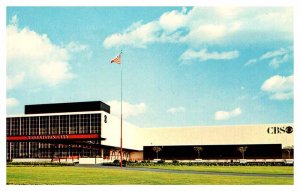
[
  {"left": 38, "top": 143, "right": 40, "bottom": 158},
  {"left": 9, "top": 142, "right": 12, "bottom": 161},
  {"left": 29, "top": 142, "right": 31, "bottom": 158},
  {"left": 58, "top": 115, "right": 60, "bottom": 135},
  {"left": 19, "top": 142, "right": 21, "bottom": 158},
  {"left": 48, "top": 116, "right": 51, "bottom": 135},
  {"left": 68, "top": 115, "right": 70, "bottom": 134},
  {"left": 29, "top": 117, "right": 31, "bottom": 136},
  {"left": 89, "top": 114, "right": 91, "bottom": 133}
]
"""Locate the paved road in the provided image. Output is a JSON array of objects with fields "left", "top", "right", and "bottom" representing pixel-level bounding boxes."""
[{"left": 75, "top": 165, "right": 293, "bottom": 178}]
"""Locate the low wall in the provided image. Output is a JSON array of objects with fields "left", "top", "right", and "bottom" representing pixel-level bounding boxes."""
[
  {"left": 12, "top": 158, "right": 79, "bottom": 163},
  {"left": 12, "top": 158, "right": 52, "bottom": 163},
  {"left": 151, "top": 159, "right": 291, "bottom": 163},
  {"left": 79, "top": 158, "right": 103, "bottom": 164}
]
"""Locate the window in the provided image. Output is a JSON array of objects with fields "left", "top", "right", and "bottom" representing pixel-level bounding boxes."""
[
  {"left": 30, "top": 117, "right": 39, "bottom": 135},
  {"left": 40, "top": 116, "right": 49, "bottom": 135},
  {"left": 80, "top": 114, "right": 90, "bottom": 134},
  {"left": 11, "top": 117, "right": 20, "bottom": 136},
  {"left": 70, "top": 115, "right": 80, "bottom": 134},
  {"left": 11, "top": 142, "right": 19, "bottom": 158},
  {"left": 30, "top": 142, "right": 39, "bottom": 158},
  {"left": 50, "top": 116, "right": 59, "bottom": 135},
  {"left": 91, "top": 114, "right": 100, "bottom": 133},
  {"left": 6, "top": 118, "right": 11, "bottom": 136},
  {"left": 21, "top": 117, "right": 30, "bottom": 135},
  {"left": 60, "top": 115, "right": 69, "bottom": 134},
  {"left": 6, "top": 142, "right": 11, "bottom": 160},
  {"left": 19, "top": 142, "right": 29, "bottom": 158},
  {"left": 39, "top": 143, "right": 50, "bottom": 158}
]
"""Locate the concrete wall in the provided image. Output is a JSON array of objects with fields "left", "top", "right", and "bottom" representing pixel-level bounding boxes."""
[
  {"left": 101, "top": 112, "right": 144, "bottom": 150},
  {"left": 102, "top": 111, "right": 293, "bottom": 150},
  {"left": 141, "top": 124, "right": 293, "bottom": 148},
  {"left": 79, "top": 157, "right": 103, "bottom": 164},
  {"left": 12, "top": 158, "right": 52, "bottom": 163},
  {"left": 12, "top": 158, "right": 79, "bottom": 163}
]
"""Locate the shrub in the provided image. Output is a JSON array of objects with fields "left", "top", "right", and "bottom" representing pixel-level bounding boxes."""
[
  {"left": 157, "top": 160, "right": 165, "bottom": 164},
  {"left": 6, "top": 162, "right": 75, "bottom": 167},
  {"left": 126, "top": 161, "right": 293, "bottom": 167}
]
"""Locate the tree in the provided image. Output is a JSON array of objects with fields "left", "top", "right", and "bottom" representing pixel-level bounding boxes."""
[
  {"left": 238, "top": 146, "right": 248, "bottom": 159},
  {"left": 194, "top": 146, "right": 203, "bottom": 159},
  {"left": 283, "top": 145, "right": 294, "bottom": 159},
  {"left": 152, "top": 146, "right": 162, "bottom": 159}
]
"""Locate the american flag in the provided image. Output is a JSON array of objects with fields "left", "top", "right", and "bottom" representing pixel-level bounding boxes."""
[{"left": 110, "top": 53, "right": 121, "bottom": 64}]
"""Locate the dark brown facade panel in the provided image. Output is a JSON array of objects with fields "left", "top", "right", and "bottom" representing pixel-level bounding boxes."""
[{"left": 25, "top": 101, "right": 110, "bottom": 114}]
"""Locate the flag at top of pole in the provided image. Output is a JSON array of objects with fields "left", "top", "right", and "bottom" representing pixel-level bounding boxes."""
[
  {"left": 110, "top": 51, "right": 122, "bottom": 64},
  {"left": 110, "top": 50, "right": 124, "bottom": 169}
]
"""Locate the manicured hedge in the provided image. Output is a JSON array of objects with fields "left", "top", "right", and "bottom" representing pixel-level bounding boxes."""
[
  {"left": 6, "top": 162, "right": 75, "bottom": 167},
  {"left": 102, "top": 160, "right": 127, "bottom": 167},
  {"left": 126, "top": 161, "right": 293, "bottom": 167}
]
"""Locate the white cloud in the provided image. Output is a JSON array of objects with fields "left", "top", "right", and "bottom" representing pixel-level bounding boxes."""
[
  {"left": 6, "top": 97, "right": 19, "bottom": 107},
  {"left": 6, "top": 15, "right": 89, "bottom": 89},
  {"left": 159, "top": 8, "right": 188, "bottom": 32},
  {"left": 269, "top": 92, "right": 293, "bottom": 100},
  {"left": 10, "top": 15, "right": 18, "bottom": 26},
  {"left": 65, "top": 41, "right": 88, "bottom": 53},
  {"left": 244, "top": 47, "right": 292, "bottom": 68},
  {"left": 167, "top": 107, "right": 186, "bottom": 114},
  {"left": 103, "top": 7, "right": 292, "bottom": 49},
  {"left": 255, "top": 8, "right": 293, "bottom": 37},
  {"left": 180, "top": 48, "right": 239, "bottom": 62},
  {"left": 260, "top": 48, "right": 289, "bottom": 60},
  {"left": 269, "top": 54, "right": 289, "bottom": 68},
  {"left": 103, "top": 21, "right": 161, "bottom": 49},
  {"left": 6, "top": 73, "right": 25, "bottom": 90},
  {"left": 183, "top": 24, "right": 228, "bottom": 44},
  {"left": 214, "top": 7, "right": 242, "bottom": 19},
  {"left": 215, "top": 107, "right": 241, "bottom": 121},
  {"left": 107, "top": 100, "right": 146, "bottom": 119},
  {"left": 244, "top": 59, "right": 257, "bottom": 66},
  {"left": 261, "top": 75, "right": 293, "bottom": 100}
]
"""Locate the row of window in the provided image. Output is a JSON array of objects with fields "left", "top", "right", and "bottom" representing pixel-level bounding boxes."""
[
  {"left": 7, "top": 114, "right": 101, "bottom": 136},
  {"left": 7, "top": 142, "right": 100, "bottom": 159}
]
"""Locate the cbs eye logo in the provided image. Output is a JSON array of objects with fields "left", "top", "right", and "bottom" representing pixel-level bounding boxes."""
[
  {"left": 285, "top": 126, "right": 293, "bottom": 134},
  {"left": 267, "top": 126, "right": 293, "bottom": 134}
]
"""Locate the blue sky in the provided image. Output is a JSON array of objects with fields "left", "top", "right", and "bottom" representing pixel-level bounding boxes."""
[{"left": 6, "top": 7, "right": 294, "bottom": 127}]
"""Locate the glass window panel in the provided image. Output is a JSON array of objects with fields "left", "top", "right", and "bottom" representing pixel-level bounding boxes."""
[
  {"left": 91, "top": 114, "right": 100, "bottom": 133},
  {"left": 60, "top": 115, "right": 69, "bottom": 134},
  {"left": 11, "top": 117, "right": 20, "bottom": 136},
  {"left": 6, "top": 118, "right": 11, "bottom": 136},
  {"left": 40, "top": 116, "right": 49, "bottom": 135},
  {"left": 21, "top": 117, "right": 30, "bottom": 135},
  {"left": 70, "top": 115, "right": 79, "bottom": 134},
  {"left": 30, "top": 117, "right": 39, "bottom": 135},
  {"left": 50, "top": 116, "right": 59, "bottom": 135},
  {"left": 80, "top": 114, "right": 90, "bottom": 134}
]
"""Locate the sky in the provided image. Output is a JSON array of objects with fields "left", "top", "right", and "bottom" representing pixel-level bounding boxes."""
[{"left": 6, "top": 6, "right": 294, "bottom": 128}]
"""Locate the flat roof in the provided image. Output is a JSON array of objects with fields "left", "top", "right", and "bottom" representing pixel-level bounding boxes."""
[{"left": 25, "top": 101, "right": 110, "bottom": 115}]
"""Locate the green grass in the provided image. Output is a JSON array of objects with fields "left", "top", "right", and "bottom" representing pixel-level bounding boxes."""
[
  {"left": 131, "top": 165, "right": 294, "bottom": 175},
  {"left": 7, "top": 166, "right": 293, "bottom": 185}
]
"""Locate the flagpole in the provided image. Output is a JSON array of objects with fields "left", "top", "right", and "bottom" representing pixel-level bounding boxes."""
[{"left": 120, "top": 52, "right": 123, "bottom": 169}]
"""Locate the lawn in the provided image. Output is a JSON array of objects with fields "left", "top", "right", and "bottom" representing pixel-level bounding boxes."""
[
  {"left": 131, "top": 165, "right": 294, "bottom": 175},
  {"left": 6, "top": 166, "right": 293, "bottom": 185}
]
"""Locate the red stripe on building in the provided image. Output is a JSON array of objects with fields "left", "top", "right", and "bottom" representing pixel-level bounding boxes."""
[{"left": 7, "top": 134, "right": 99, "bottom": 141}]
